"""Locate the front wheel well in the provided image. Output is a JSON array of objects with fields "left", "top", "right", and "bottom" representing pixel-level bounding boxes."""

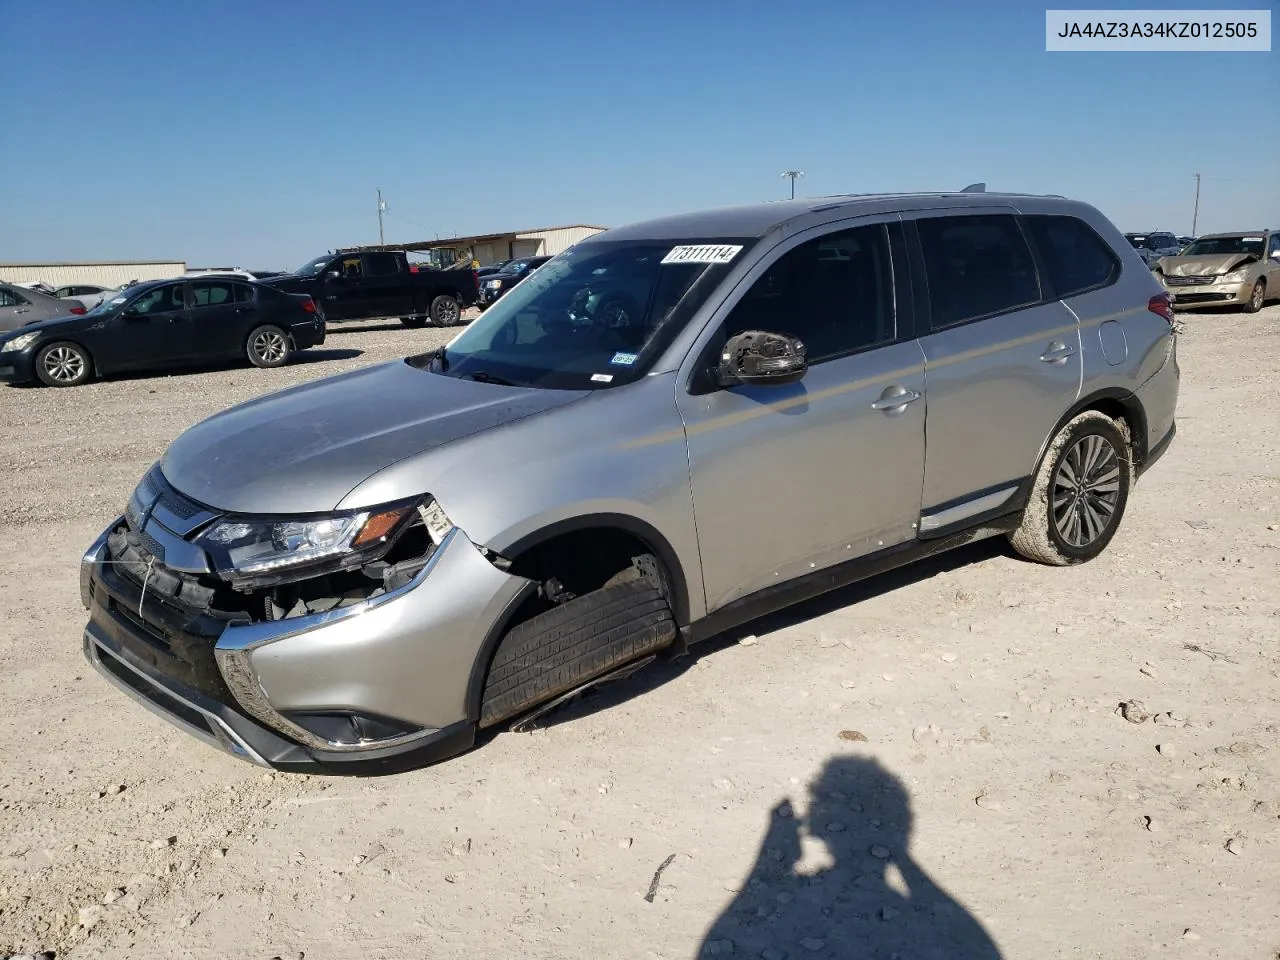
[{"left": 507, "top": 526, "right": 671, "bottom": 605}]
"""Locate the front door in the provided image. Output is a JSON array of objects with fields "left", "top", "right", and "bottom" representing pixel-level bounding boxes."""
[
  {"left": 361, "top": 252, "right": 413, "bottom": 318},
  {"left": 100, "top": 281, "right": 192, "bottom": 371},
  {"left": 321, "top": 254, "right": 369, "bottom": 321},
  {"left": 675, "top": 220, "right": 926, "bottom": 612},
  {"left": 905, "top": 210, "right": 1082, "bottom": 524}
]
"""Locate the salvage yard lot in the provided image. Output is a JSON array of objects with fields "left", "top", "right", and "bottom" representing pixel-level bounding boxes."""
[{"left": 2, "top": 308, "right": 1279, "bottom": 959}]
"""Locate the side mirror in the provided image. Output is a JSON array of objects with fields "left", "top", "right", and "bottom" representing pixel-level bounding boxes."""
[
  {"left": 121, "top": 305, "right": 144, "bottom": 320},
  {"left": 326, "top": 270, "right": 341, "bottom": 280},
  {"left": 716, "top": 330, "right": 807, "bottom": 387},
  {"left": 1271, "top": 249, "right": 1280, "bottom": 260}
]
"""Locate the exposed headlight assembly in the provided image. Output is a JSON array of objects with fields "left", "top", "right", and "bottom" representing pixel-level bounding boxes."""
[
  {"left": 1219, "top": 268, "right": 1249, "bottom": 283},
  {"left": 196, "top": 497, "right": 452, "bottom": 588},
  {"left": 1, "top": 332, "right": 38, "bottom": 353}
]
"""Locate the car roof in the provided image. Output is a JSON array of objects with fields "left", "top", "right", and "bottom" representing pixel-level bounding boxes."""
[
  {"left": 1195, "top": 230, "right": 1273, "bottom": 238},
  {"left": 593, "top": 192, "right": 1086, "bottom": 243}
]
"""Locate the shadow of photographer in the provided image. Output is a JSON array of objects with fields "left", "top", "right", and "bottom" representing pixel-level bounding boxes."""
[{"left": 698, "top": 756, "right": 1001, "bottom": 959}]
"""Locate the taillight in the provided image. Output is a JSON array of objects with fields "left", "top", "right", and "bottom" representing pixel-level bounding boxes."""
[
  {"left": 70, "top": 306, "right": 87, "bottom": 315},
  {"left": 302, "top": 298, "right": 316, "bottom": 313},
  {"left": 409, "top": 264, "right": 419, "bottom": 273},
  {"left": 1147, "top": 292, "right": 1174, "bottom": 325}
]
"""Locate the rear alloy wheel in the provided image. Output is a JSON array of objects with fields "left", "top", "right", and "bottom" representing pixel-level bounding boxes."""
[
  {"left": 429, "top": 295, "right": 461, "bottom": 326},
  {"left": 1243, "top": 279, "right": 1265, "bottom": 314},
  {"left": 1009, "top": 410, "right": 1132, "bottom": 565},
  {"left": 35, "top": 341, "right": 92, "bottom": 387},
  {"left": 246, "top": 325, "right": 292, "bottom": 368}
]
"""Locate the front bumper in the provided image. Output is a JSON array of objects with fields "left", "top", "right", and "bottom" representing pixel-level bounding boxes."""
[
  {"left": 0, "top": 346, "right": 38, "bottom": 384},
  {"left": 81, "top": 517, "right": 534, "bottom": 773},
  {"left": 1162, "top": 277, "right": 1250, "bottom": 308}
]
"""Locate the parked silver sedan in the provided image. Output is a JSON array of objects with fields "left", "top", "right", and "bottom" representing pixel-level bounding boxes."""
[
  {"left": 53, "top": 284, "right": 119, "bottom": 310},
  {"left": 1156, "top": 231, "right": 1280, "bottom": 313},
  {"left": 0, "top": 282, "right": 85, "bottom": 332}
]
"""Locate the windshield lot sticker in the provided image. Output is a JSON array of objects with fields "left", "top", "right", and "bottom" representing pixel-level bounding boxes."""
[
  {"left": 661, "top": 244, "right": 743, "bottom": 265},
  {"left": 610, "top": 352, "right": 638, "bottom": 366},
  {"left": 590, "top": 373, "right": 614, "bottom": 383}
]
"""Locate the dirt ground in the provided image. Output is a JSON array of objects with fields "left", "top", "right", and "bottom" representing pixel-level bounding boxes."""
[{"left": 2, "top": 306, "right": 1278, "bottom": 960}]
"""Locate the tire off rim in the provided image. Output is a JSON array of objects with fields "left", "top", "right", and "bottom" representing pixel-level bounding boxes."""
[{"left": 1051, "top": 433, "right": 1122, "bottom": 547}]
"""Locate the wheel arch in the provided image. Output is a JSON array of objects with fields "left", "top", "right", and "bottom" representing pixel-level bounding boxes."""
[
  {"left": 35, "top": 337, "right": 98, "bottom": 381},
  {"left": 1035, "top": 388, "right": 1149, "bottom": 476}
]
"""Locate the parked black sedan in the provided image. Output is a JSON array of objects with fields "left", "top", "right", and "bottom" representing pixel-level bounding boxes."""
[
  {"left": 0, "top": 277, "right": 325, "bottom": 387},
  {"left": 477, "top": 255, "right": 554, "bottom": 309}
]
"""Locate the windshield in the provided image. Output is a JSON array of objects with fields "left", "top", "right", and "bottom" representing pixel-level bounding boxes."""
[
  {"left": 83, "top": 291, "right": 133, "bottom": 317},
  {"left": 430, "top": 239, "right": 752, "bottom": 389},
  {"left": 503, "top": 259, "right": 535, "bottom": 275},
  {"left": 293, "top": 255, "right": 333, "bottom": 276},
  {"left": 1180, "top": 236, "right": 1264, "bottom": 257}
]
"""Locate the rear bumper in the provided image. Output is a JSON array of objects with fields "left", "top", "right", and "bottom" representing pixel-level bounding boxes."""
[{"left": 81, "top": 516, "right": 533, "bottom": 774}]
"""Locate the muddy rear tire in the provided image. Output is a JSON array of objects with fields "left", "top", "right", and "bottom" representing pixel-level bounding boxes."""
[{"left": 478, "top": 578, "right": 676, "bottom": 728}]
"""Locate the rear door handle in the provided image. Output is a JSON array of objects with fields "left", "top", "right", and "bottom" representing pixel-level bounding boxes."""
[
  {"left": 1040, "top": 341, "right": 1077, "bottom": 363},
  {"left": 871, "top": 386, "right": 922, "bottom": 412}
]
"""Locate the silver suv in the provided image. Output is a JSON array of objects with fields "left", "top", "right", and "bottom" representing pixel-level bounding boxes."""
[{"left": 81, "top": 191, "right": 1180, "bottom": 773}]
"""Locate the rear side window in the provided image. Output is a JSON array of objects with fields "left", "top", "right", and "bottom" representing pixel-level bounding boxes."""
[
  {"left": 917, "top": 215, "right": 1040, "bottom": 329},
  {"left": 190, "top": 280, "right": 234, "bottom": 307},
  {"left": 0, "top": 287, "right": 27, "bottom": 307},
  {"left": 364, "top": 253, "right": 402, "bottom": 276},
  {"left": 1023, "top": 215, "right": 1119, "bottom": 299},
  {"left": 233, "top": 283, "right": 255, "bottom": 304}
]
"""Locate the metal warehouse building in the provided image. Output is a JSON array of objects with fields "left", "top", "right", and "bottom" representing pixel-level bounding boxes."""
[
  {"left": 0, "top": 260, "right": 186, "bottom": 289},
  {"left": 398, "top": 224, "right": 607, "bottom": 266}
]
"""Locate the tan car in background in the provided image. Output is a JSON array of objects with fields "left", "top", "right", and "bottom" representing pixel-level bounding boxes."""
[{"left": 1156, "top": 231, "right": 1280, "bottom": 313}]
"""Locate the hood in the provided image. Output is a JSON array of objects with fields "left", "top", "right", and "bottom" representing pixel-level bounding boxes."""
[
  {"left": 0, "top": 312, "right": 88, "bottom": 336},
  {"left": 1158, "top": 253, "right": 1255, "bottom": 276},
  {"left": 159, "top": 359, "right": 584, "bottom": 514}
]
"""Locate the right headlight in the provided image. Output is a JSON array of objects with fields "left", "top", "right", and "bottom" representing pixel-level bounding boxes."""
[
  {"left": 1220, "top": 268, "right": 1249, "bottom": 283},
  {"left": 0, "top": 332, "right": 38, "bottom": 353}
]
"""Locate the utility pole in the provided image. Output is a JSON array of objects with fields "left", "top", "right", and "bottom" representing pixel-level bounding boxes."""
[
  {"left": 1191, "top": 173, "right": 1201, "bottom": 236},
  {"left": 780, "top": 170, "right": 805, "bottom": 199},
  {"left": 377, "top": 188, "right": 386, "bottom": 246}
]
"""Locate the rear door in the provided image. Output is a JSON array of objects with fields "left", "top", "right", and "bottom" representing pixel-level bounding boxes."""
[
  {"left": 0, "top": 285, "right": 33, "bottom": 331},
  {"left": 361, "top": 252, "right": 412, "bottom": 317},
  {"left": 186, "top": 279, "right": 247, "bottom": 356},
  {"left": 904, "top": 210, "right": 1081, "bottom": 532}
]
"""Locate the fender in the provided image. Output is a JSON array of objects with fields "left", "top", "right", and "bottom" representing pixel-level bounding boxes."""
[
  {"left": 501, "top": 512, "right": 694, "bottom": 627},
  {"left": 1034, "top": 387, "right": 1149, "bottom": 473}
]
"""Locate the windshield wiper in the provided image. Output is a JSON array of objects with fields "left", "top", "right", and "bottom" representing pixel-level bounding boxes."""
[{"left": 466, "top": 370, "right": 518, "bottom": 386}]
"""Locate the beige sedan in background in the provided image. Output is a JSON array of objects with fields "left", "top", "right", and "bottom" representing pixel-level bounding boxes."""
[{"left": 1157, "top": 230, "right": 1280, "bottom": 313}]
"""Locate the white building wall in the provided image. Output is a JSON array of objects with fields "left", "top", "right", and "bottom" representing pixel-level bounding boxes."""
[
  {"left": 520, "top": 226, "right": 606, "bottom": 256},
  {"left": 0, "top": 261, "right": 186, "bottom": 288}
]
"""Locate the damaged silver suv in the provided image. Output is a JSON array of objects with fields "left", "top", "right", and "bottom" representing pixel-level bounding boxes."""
[{"left": 81, "top": 190, "right": 1180, "bottom": 773}]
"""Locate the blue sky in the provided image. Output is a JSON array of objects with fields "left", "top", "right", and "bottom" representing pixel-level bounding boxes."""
[{"left": 2, "top": 0, "right": 1276, "bottom": 268}]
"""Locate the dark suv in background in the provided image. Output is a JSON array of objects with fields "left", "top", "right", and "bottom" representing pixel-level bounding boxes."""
[{"left": 1124, "top": 232, "right": 1183, "bottom": 267}]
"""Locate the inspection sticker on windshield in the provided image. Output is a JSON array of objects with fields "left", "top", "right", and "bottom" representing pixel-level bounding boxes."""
[
  {"left": 590, "top": 373, "right": 614, "bottom": 383},
  {"left": 661, "top": 244, "right": 743, "bottom": 265},
  {"left": 610, "top": 352, "right": 638, "bottom": 366}
]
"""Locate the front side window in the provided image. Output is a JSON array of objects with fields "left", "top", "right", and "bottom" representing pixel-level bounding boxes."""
[
  {"left": 0, "top": 287, "right": 27, "bottom": 307},
  {"left": 720, "top": 224, "right": 895, "bottom": 363},
  {"left": 1266, "top": 234, "right": 1280, "bottom": 257},
  {"left": 917, "top": 215, "right": 1040, "bottom": 329},
  {"left": 190, "top": 280, "right": 234, "bottom": 307},
  {"left": 339, "top": 256, "right": 363, "bottom": 279},
  {"left": 129, "top": 284, "right": 185, "bottom": 314},
  {"left": 364, "top": 253, "right": 401, "bottom": 276},
  {"left": 429, "top": 239, "right": 753, "bottom": 389},
  {"left": 1023, "top": 215, "right": 1119, "bottom": 298}
]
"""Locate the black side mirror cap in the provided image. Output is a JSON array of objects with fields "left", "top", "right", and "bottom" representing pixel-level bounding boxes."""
[{"left": 716, "top": 330, "right": 808, "bottom": 387}]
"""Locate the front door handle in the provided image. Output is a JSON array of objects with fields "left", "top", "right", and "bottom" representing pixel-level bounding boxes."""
[
  {"left": 1040, "top": 341, "right": 1077, "bottom": 363},
  {"left": 871, "top": 386, "right": 922, "bottom": 412}
]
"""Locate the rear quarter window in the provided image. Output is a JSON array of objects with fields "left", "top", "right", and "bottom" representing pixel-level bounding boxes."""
[{"left": 1023, "top": 215, "right": 1120, "bottom": 299}]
